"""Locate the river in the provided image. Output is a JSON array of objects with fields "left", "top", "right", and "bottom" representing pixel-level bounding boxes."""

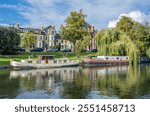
[{"left": 0, "top": 64, "right": 150, "bottom": 99}]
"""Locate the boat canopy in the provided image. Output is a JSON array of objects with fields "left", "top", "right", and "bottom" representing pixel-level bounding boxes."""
[{"left": 37, "top": 55, "right": 55, "bottom": 60}]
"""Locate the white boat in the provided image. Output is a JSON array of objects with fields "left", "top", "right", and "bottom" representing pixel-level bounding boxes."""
[{"left": 10, "top": 55, "right": 79, "bottom": 69}]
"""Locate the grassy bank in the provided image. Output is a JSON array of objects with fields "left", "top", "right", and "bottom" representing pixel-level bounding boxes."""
[
  {"left": 0, "top": 58, "right": 10, "bottom": 66},
  {"left": 0, "top": 52, "right": 96, "bottom": 66}
]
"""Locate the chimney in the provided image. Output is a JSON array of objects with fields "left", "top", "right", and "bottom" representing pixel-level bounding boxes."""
[{"left": 16, "top": 23, "right": 20, "bottom": 29}]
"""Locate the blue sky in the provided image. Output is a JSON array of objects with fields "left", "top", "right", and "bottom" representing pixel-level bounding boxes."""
[{"left": 0, "top": 0, "right": 150, "bottom": 30}]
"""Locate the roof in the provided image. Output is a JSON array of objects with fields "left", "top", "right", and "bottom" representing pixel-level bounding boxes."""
[
  {"left": 19, "top": 27, "right": 45, "bottom": 35},
  {"left": 18, "top": 25, "right": 56, "bottom": 35},
  {"left": 43, "top": 25, "right": 55, "bottom": 31}
]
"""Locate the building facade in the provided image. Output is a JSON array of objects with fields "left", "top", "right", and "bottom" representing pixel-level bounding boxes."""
[
  {"left": 60, "top": 39, "right": 73, "bottom": 51},
  {"left": 16, "top": 24, "right": 58, "bottom": 50}
]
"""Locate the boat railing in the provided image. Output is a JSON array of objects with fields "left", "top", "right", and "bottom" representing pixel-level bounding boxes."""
[{"left": 19, "top": 57, "right": 77, "bottom": 64}]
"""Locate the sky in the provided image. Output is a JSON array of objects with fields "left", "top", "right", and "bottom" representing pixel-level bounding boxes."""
[{"left": 0, "top": 0, "right": 150, "bottom": 31}]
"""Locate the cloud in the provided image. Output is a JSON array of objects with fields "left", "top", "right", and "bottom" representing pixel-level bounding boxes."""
[
  {"left": 0, "top": 4, "right": 18, "bottom": 9},
  {"left": 0, "top": 4, "right": 26, "bottom": 11},
  {"left": 0, "top": 23, "right": 10, "bottom": 26},
  {"left": 1, "top": 0, "right": 150, "bottom": 30},
  {"left": 108, "top": 11, "right": 150, "bottom": 28},
  {"left": 18, "top": 0, "right": 137, "bottom": 29}
]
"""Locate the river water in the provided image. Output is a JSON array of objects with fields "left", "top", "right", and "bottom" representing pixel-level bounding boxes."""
[{"left": 0, "top": 64, "right": 150, "bottom": 99}]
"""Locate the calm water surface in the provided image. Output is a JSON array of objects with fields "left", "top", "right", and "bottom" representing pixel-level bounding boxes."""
[{"left": 0, "top": 64, "right": 150, "bottom": 99}]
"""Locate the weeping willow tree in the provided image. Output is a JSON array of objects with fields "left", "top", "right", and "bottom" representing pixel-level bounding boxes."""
[
  {"left": 74, "top": 33, "right": 91, "bottom": 57},
  {"left": 95, "top": 29, "right": 139, "bottom": 63},
  {"left": 82, "top": 33, "right": 91, "bottom": 49}
]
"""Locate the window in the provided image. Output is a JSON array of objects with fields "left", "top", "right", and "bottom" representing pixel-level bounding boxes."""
[
  {"left": 51, "top": 36, "right": 54, "bottom": 40},
  {"left": 52, "top": 31, "right": 55, "bottom": 34},
  {"left": 40, "top": 36, "right": 42, "bottom": 40},
  {"left": 39, "top": 42, "right": 41, "bottom": 47}
]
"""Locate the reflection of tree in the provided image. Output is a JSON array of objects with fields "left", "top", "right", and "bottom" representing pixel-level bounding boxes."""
[
  {"left": 135, "top": 64, "right": 150, "bottom": 97},
  {"left": 0, "top": 70, "right": 19, "bottom": 98},
  {"left": 62, "top": 69, "right": 91, "bottom": 99},
  {"left": 20, "top": 75, "right": 36, "bottom": 91},
  {"left": 4, "top": 65, "right": 150, "bottom": 99},
  {"left": 95, "top": 65, "right": 150, "bottom": 98}
]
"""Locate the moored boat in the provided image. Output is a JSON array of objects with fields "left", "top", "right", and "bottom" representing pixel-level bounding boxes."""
[
  {"left": 83, "top": 56, "right": 129, "bottom": 66},
  {"left": 10, "top": 55, "right": 79, "bottom": 69},
  {"left": 83, "top": 56, "right": 150, "bottom": 66},
  {"left": 140, "top": 57, "right": 150, "bottom": 63}
]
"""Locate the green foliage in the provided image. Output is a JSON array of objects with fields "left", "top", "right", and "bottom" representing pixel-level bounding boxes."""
[
  {"left": 60, "top": 10, "right": 90, "bottom": 46},
  {"left": 82, "top": 33, "right": 91, "bottom": 49},
  {"left": 0, "top": 26, "right": 20, "bottom": 55},
  {"left": 116, "top": 16, "right": 134, "bottom": 32},
  {"left": 116, "top": 16, "right": 150, "bottom": 56},
  {"left": 95, "top": 29, "right": 139, "bottom": 63},
  {"left": 146, "top": 48, "right": 150, "bottom": 58},
  {"left": 74, "top": 40, "right": 83, "bottom": 57},
  {"left": 22, "top": 32, "right": 36, "bottom": 51}
]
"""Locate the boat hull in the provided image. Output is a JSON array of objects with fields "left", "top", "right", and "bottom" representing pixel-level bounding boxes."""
[
  {"left": 10, "top": 60, "right": 79, "bottom": 69},
  {"left": 83, "top": 58, "right": 129, "bottom": 66}
]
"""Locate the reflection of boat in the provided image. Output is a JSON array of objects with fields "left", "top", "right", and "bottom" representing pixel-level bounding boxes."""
[
  {"left": 9, "top": 67, "right": 79, "bottom": 78},
  {"left": 83, "top": 65, "right": 128, "bottom": 75},
  {"left": 83, "top": 56, "right": 129, "bottom": 66},
  {"left": 10, "top": 55, "right": 79, "bottom": 69}
]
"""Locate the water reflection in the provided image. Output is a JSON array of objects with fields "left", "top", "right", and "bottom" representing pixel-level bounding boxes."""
[{"left": 0, "top": 64, "right": 150, "bottom": 99}]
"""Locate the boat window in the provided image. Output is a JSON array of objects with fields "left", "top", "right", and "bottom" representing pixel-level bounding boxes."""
[
  {"left": 126, "top": 57, "right": 128, "bottom": 60},
  {"left": 117, "top": 57, "right": 119, "bottom": 60},
  {"left": 106, "top": 57, "right": 108, "bottom": 60},
  {"left": 28, "top": 61, "right": 32, "bottom": 63},
  {"left": 41, "top": 56, "right": 54, "bottom": 60},
  {"left": 64, "top": 59, "right": 67, "bottom": 63},
  {"left": 42, "top": 56, "right": 46, "bottom": 60},
  {"left": 48, "top": 56, "right": 54, "bottom": 60}
]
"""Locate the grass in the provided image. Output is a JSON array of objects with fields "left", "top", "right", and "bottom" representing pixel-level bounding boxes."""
[
  {"left": 0, "top": 52, "right": 96, "bottom": 66},
  {"left": 0, "top": 58, "right": 10, "bottom": 66}
]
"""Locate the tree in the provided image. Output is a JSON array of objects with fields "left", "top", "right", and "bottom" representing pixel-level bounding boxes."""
[
  {"left": 82, "top": 34, "right": 91, "bottom": 50},
  {"left": 116, "top": 16, "right": 134, "bottom": 32},
  {"left": 22, "top": 32, "right": 36, "bottom": 51},
  {"left": 0, "top": 26, "right": 20, "bottom": 54},
  {"left": 146, "top": 48, "right": 150, "bottom": 58},
  {"left": 95, "top": 29, "right": 139, "bottom": 63},
  {"left": 74, "top": 40, "right": 83, "bottom": 57},
  {"left": 60, "top": 10, "right": 90, "bottom": 50},
  {"left": 116, "top": 16, "right": 150, "bottom": 56}
]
